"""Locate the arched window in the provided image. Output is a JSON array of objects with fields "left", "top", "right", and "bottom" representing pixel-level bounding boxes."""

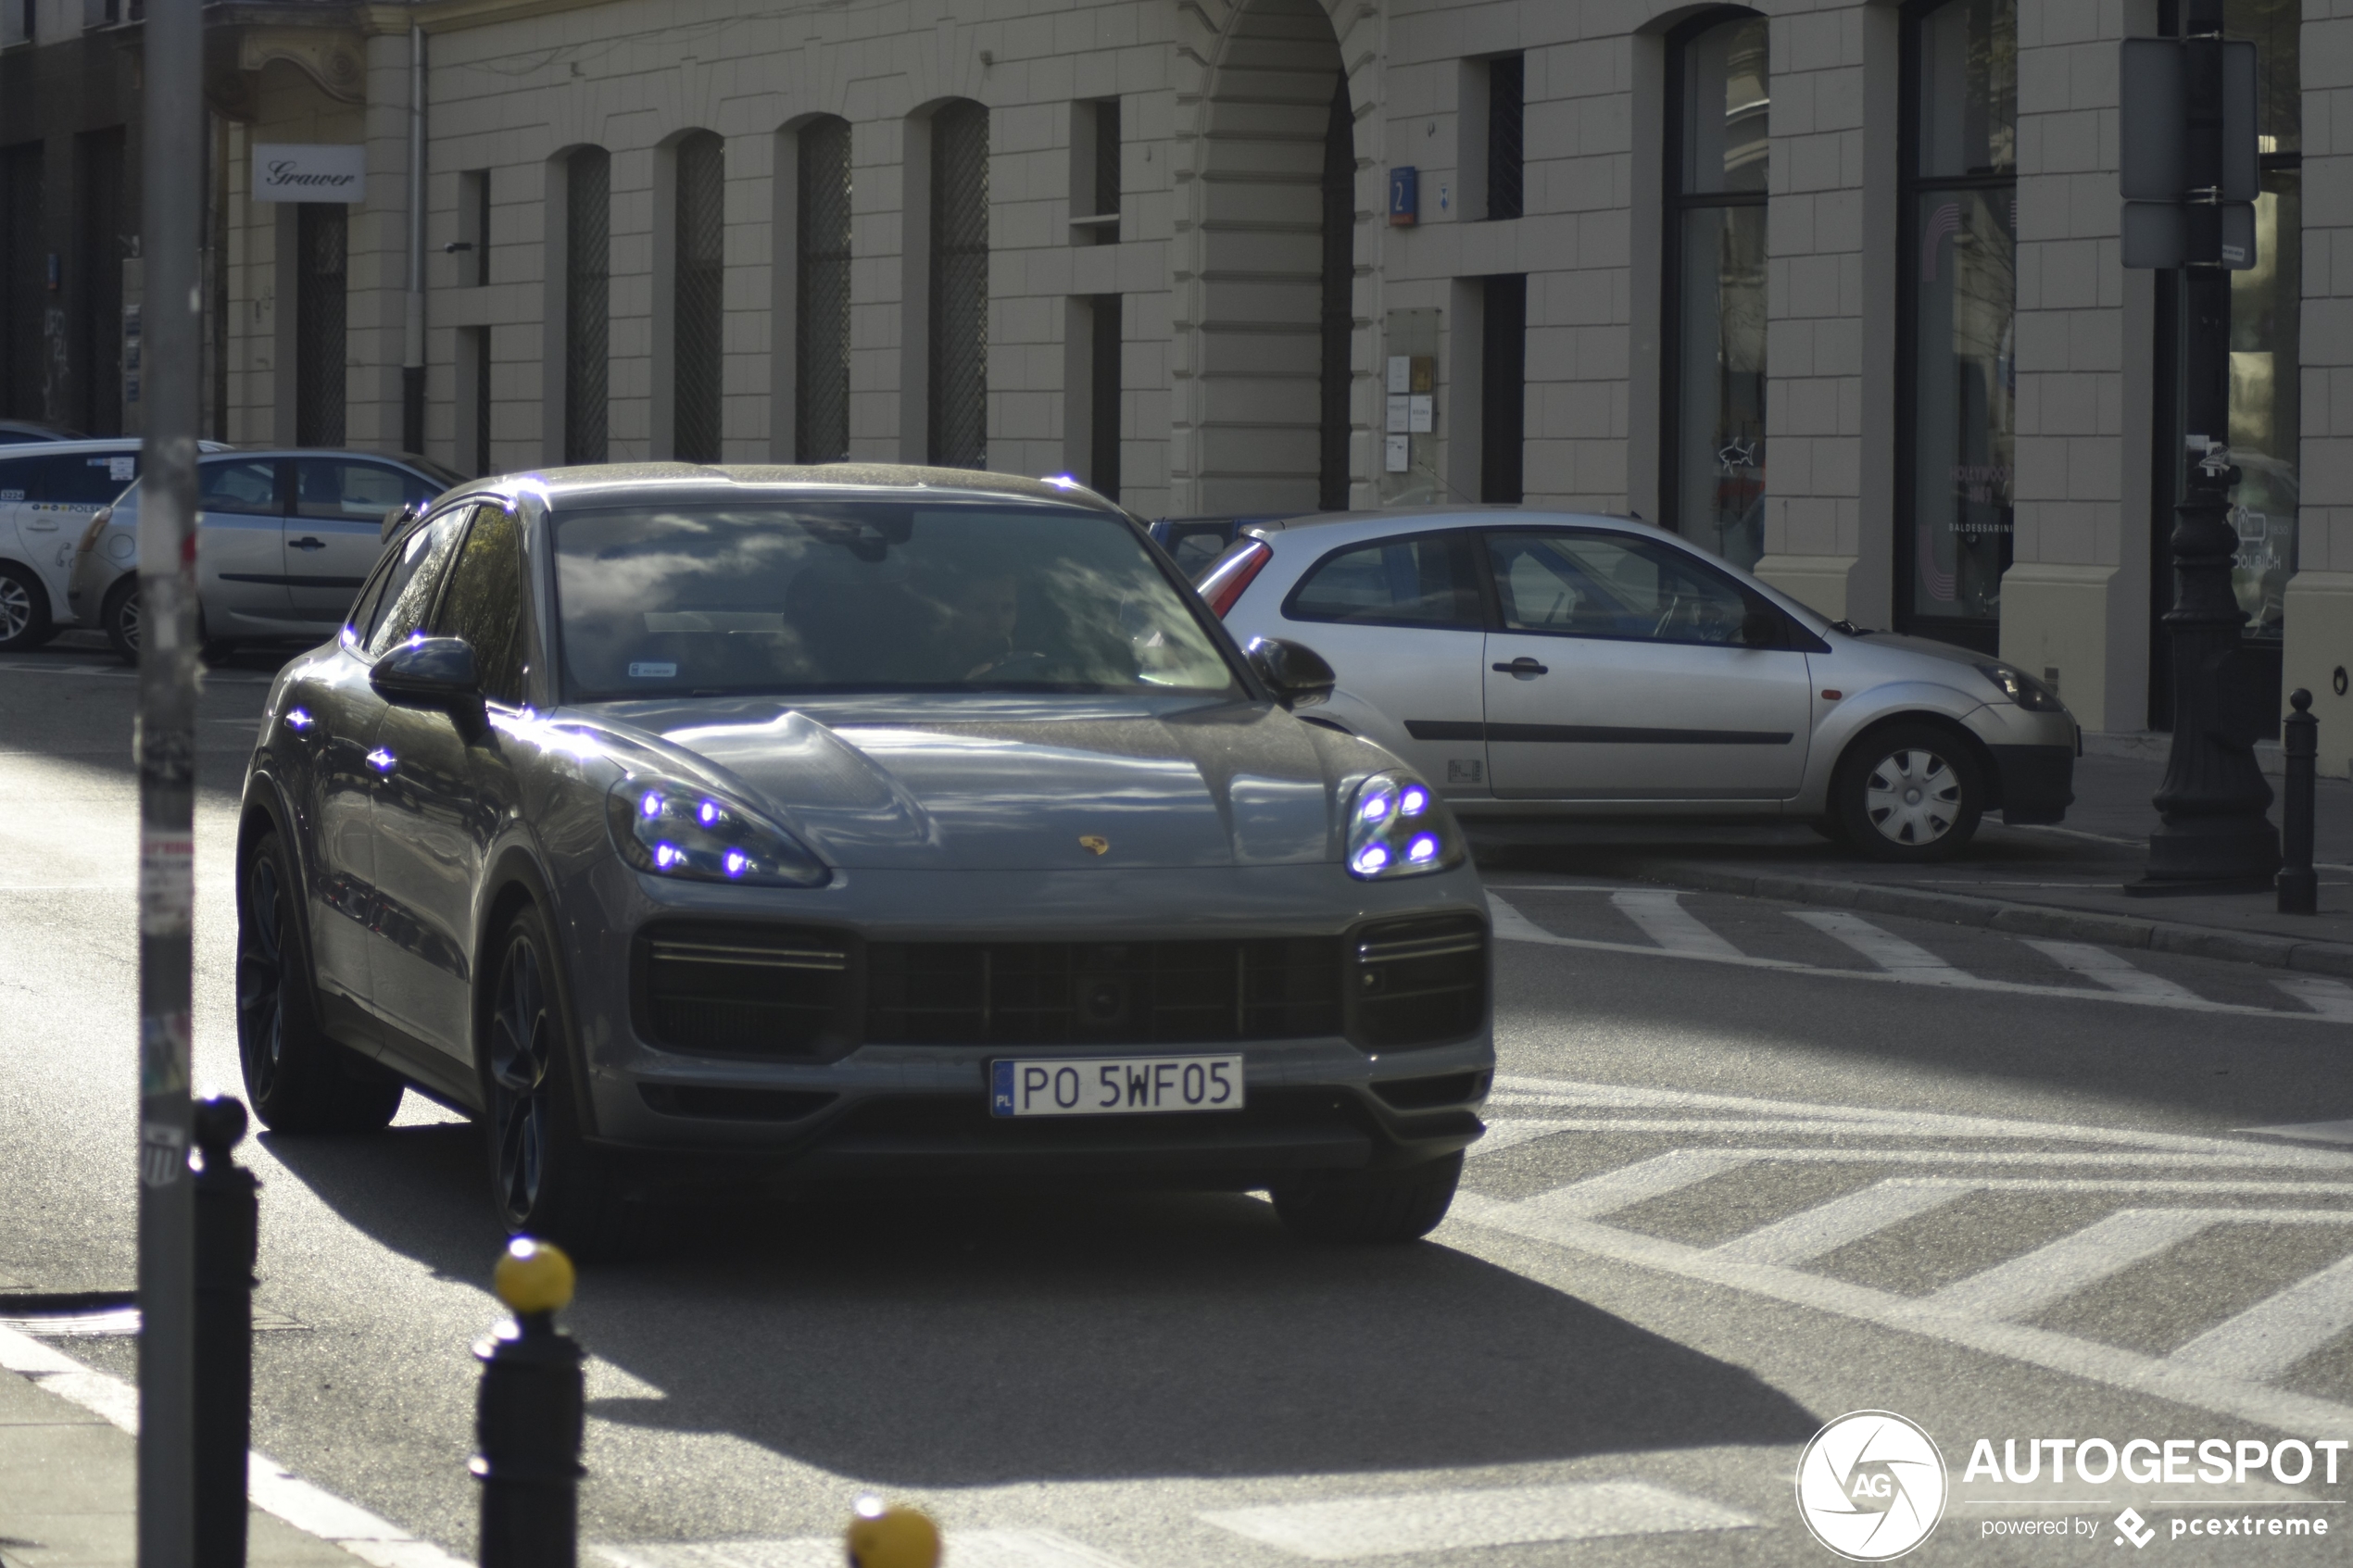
[
  {"left": 563, "top": 146, "right": 610, "bottom": 465},
  {"left": 673, "top": 132, "right": 725, "bottom": 463},
  {"left": 928, "top": 99, "right": 988, "bottom": 470},
  {"left": 797, "top": 117, "right": 853, "bottom": 463},
  {"left": 1318, "top": 81, "right": 1353, "bottom": 512},
  {"left": 1899, "top": 0, "right": 2016, "bottom": 648},
  {"left": 1663, "top": 10, "right": 1768, "bottom": 569}
]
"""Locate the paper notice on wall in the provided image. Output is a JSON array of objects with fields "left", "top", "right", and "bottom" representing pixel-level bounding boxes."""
[
  {"left": 1408, "top": 395, "right": 1433, "bottom": 433},
  {"left": 1386, "top": 395, "right": 1410, "bottom": 434},
  {"left": 1385, "top": 434, "right": 1410, "bottom": 473},
  {"left": 1387, "top": 356, "right": 1412, "bottom": 395}
]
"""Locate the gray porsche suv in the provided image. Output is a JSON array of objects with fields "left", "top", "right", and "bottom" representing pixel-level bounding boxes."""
[{"left": 236, "top": 465, "right": 1492, "bottom": 1250}]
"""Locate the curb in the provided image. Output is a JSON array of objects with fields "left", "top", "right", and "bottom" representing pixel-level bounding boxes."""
[{"left": 1606, "top": 859, "right": 2353, "bottom": 979}]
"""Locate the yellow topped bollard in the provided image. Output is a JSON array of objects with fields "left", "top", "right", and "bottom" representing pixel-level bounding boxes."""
[
  {"left": 473, "top": 1237, "right": 585, "bottom": 1568},
  {"left": 845, "top": 1496, "right": 940, "bottom": 1568},
  {"left": 495, "top": 1236, "right": 577, "bottom": 1317}
]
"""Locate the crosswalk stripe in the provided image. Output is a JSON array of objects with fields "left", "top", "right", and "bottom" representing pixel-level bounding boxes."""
[
  {"left": 1517, "top": 1149, "right": 1750, "bottom": 1219},
  {"left": 2167, "top": 1251, "right": 2353, "bottom": 1384},
  {"left": 1607, "top": 889, "right": 1743, "bottom": 958},
  {"left": 1197, "top": 1481, "right": 1757, "bottom": 1560},
  {"left": 1927, "top": 1209, "right": 2221, "bottom": 1322},
  {"left": 1478, "top": 1133, "right": 2353, "bottom": 1176},
  {"left": 1707, "top": 1179, "right": 1976, "bottom": 1265},
  {"left": 2021, "top": 939, "right": 2202, "bottom": 1000},
  {"left": 2276, "top": 976, "right": 2353, "bottom": 1021},
  {"left": 594, "top": 1533, "right": 1132, "bottom": 1568},
  {"left": 1788, "top": 910, "right": 1977, "bottom": 983}
]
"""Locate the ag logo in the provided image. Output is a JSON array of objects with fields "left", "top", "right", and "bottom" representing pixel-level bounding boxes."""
[{"left": 1794, "top": 1410, "right": 1947, "bottom": 1561}]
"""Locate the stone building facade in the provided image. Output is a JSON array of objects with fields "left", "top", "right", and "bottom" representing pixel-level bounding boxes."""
[{"left": 6, "top": 0, "right": 2348, "bottom": 762}]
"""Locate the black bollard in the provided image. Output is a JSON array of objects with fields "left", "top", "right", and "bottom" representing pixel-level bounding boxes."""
[
  {"left": 192, "top": 1096, "right": 259, "bottom": 1568},
  {"left": 2281, "top": 688, "right": 2319, "bottom": 915},
  {"left": 472, "top": 1239, "right": 585, "bottom": 1568}
]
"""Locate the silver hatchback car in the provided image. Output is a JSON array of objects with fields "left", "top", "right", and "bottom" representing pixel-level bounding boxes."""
[{"left": 1201, "top": 509, "right": 2079, "bottom": 860}]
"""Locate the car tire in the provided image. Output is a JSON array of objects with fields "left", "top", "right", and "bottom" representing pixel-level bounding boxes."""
[
  {"left": 237, "top": 831, "right": 405, "bottom": 1134},
  {"left": 0, "top": 562, "right": 55, "bottom": 652},
  {"left": 1272, "top": 1151, "right": 1463, "bottom": 1244},
  {"left": 99, "top": 576, "right": 140, "bottom": 663},
  {"left": 1831, "top": 722, "right": 1984, "bottom": 862},
  {"left": 480, "top": 905, "right": 626, "bottom": 1255}
]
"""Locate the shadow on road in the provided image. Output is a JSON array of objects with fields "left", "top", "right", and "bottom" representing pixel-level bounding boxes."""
[{"left": 260, "top": 1123, "right": 1822, "bottom": 1487}]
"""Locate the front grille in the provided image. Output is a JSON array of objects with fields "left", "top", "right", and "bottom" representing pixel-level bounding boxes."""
[
  {"left": 637, "top": 923, "right": 848, "bottom": 1057},
  {"left": 639, "top": 1085, "right": 837, "bottom": 1122},
  {"left": 1351, "top": 915, "right": 1488, "bottom": 1050},
  {"left": 865, "top": 938, "right": 1344, "bottom": 1047}
]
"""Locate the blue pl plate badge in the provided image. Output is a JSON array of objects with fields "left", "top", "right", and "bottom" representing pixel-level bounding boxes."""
[{"left": 990, "top": 1060, "right": 1016, "bottom": 1117}]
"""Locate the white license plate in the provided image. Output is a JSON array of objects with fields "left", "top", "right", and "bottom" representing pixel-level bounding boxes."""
[{"left": 989, "top": 1055, "right": 1245, "bottom": 1118}]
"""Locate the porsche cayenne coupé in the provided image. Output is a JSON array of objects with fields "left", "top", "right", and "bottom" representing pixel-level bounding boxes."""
[{"left": 235, "top": 466, "right": 1492, "bottom": 1249}]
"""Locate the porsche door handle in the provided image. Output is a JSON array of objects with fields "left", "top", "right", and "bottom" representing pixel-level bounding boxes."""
[
  {"left": 1492, "top": 658, "right": 1550, "bottom": 677},
  {"left": 289, "top": 536, "right": 327, "bottom": 551}
]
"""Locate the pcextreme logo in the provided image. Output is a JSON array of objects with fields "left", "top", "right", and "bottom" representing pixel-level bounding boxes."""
[{"left": 1795, "top": 1411, "right": 1950, "bottom": 1561}]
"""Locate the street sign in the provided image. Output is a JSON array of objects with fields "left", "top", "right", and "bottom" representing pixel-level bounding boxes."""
[{"left": 2119, "top": 37, "right": 2259, "bottom": 269}]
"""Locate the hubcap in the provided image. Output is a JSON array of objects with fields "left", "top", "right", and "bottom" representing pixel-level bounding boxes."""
[
  {"left": 117, "top": 588, "right": 141, "bottom": 652},
  {"left": 235, "top": 856, "right": 289, "bottom": 1100},
  {"left": 1864, "top": 748, "right": 1961, "bottom": 846},
  {"left": 489, "top": 934, "right": 554, "bottom": 1223},
  {"left": 0, "top": 576, "right": 30, "bottom": 643}
]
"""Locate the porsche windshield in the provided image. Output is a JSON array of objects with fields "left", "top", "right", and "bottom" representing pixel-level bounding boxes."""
[{"left": 552, "top": 500, "right": 1243, "bottom": 700}]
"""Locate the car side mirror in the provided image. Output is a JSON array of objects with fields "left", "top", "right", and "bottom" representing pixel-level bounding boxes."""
[
  {"left": 371, "top": 636, "right": 487, "bottom": 734},
  {"left": 1246, "top": 635, "right": 1337, "bottom": 709},
  {"left": 1740, "top": 610, "right": 1787, "bottom": 649}
]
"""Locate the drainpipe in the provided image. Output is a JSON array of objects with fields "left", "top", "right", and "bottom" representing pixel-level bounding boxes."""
[{"left": 402, "top": 22, "right": 425, "bottom": 454}]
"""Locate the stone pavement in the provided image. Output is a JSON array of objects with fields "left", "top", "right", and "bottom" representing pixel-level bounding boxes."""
[{"left": 1474, "top": 746, "right": 2353, "bottom": 976}]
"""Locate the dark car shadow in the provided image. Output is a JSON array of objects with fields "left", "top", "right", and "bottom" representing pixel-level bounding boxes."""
[{"left": 258, "top": 1126, "right": 1822, "bottom": 1487}]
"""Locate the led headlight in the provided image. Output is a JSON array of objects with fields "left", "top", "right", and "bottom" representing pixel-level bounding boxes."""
[
  {"left": 605, "top": 774, "right": 830, "bottom": 887},
  {"left": 1345, "top": 770, "right": 1463, "bottom": 879},
  {"left": 1974, "top": 662, "right": 2066, "bottom": 713}
]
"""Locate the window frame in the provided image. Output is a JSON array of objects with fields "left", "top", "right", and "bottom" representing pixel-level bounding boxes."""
[
  {"left": 1478, "top": 523, "right": 1797, "bottom": 649},
  {"left": 425, "top": 502, "right": 531, "bottom": 708}
]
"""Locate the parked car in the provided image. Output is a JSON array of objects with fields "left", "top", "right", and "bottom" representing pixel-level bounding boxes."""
[
  {"left": 0, "top": 437, "right": 230, "bottom": 650},
  {"left": 1149, "top": 514, "right": 1298, "bottom": 577},
  {"left": 1198, "top": 508, "right": 2079, "bottom": 861},
  {"left": 70, "top": 448, "right": 463, "bottom": 659},
  {"left": 0, "top": 420, "right": 84, "bottom": 445},
  {"left": 235, "top": 465, "right": 1491, "bottom": 1250}
]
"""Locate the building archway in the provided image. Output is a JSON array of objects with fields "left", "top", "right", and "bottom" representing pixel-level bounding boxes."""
[{"left": 1180, "top": 0, "right": 1357, "bottom": 516}]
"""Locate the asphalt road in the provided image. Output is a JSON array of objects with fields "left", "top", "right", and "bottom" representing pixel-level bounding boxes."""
[{"left": 3, "top": 641, "right": 2350, "bottom": 1567}]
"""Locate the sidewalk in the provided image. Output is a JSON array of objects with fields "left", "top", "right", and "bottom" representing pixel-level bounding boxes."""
[{"left": 1474, "top": 747, "right": 2353, "bottom": 977}]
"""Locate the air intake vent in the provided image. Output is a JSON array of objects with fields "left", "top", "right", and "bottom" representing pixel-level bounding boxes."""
[
  {"left": 636, "top": 922, "right": 848, "bottom": 1057},
  {"left": 1350, "top": 914, "right": 1487, "bottom": 1050},
  {"left": 865, "top": 938, "right": 1344, "bottom": 1047}
]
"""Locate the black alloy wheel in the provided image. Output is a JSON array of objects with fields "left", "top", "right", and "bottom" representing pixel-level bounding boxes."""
[
  {"left": 1831, "top": 721, "right": 1986, "bottom": 863},
  {"left": 236, "top": 831, "right": 403, "bottom": 1132},
  {"left": 0, "top": 563, "right": 56, "bottom": 651},
  {"left": 483, "top": 907, "right": 620, "bottom": 1250},
  {"left": 100, "top": 576, "right": 140, "bottom": 663},
  {"left": 1272, "top": 1150, "right": 1464, "bottom": 1244}
]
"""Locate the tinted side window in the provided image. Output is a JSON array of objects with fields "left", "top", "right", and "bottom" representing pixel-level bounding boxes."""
[
  {"left": 364, "top": 508, "right": 471, "bottom": 657},
  {"left": 1284, "top": 534, "right": 1481, "bottom": 628},
  {"left": 296, "top": 459, "right": 412, "bottom": 522},
  {"left": 1486, "top": 531, "right": 1755, "bottom": 646},
  {"left": 427, "top": 506, "right": 526, "bottom": 705},
  {"left": 0, "top": 452, "right": 134, "bottom": 503},
  {"left": 198, "top": 459, "right": 282, "bottom": 516}
]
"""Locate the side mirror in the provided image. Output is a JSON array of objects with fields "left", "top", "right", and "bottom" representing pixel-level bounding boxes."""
[
  {"left": 1246, "top": 635, "right": 1337, "bottom": 709},
  {"left": 381, "top": 500, "right": 427, "bottom": 542},
  {"left": 371, "top": 636, "right": 487, "bottom": 733},
  {"left": 1740, "top": 610, "right": 1787, "bottom": 649}
]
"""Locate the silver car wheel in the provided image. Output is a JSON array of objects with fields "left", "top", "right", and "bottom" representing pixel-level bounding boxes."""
[
  {"left": 0, "top": 574, "right": 30, "bottom": 644},
  {"left": 1863, "top": 747, "right": 1961, "bottom": 847},
  {"left": 115, "top": 586, "right": 140, "bottom": 652}
]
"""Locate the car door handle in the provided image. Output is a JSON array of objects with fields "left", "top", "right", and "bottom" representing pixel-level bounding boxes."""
[
  {"left": 290, "top": 536, "right": 326, "bottom": 551},
  {"left": 1493, "top": 658, "right": 1550, "bottom": 677}
]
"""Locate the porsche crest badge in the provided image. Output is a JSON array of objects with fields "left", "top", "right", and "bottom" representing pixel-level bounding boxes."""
[{"left": 1078, "top": 835, "right": 1110, "bottom": 856}]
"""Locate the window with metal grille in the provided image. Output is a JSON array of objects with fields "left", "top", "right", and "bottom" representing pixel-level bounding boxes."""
[
  {"left": 563, "top": 146, "right": 610, "bottom": 465},
  {"left": 1481, "top": 273, "right": 1526, "bottom": 502},
  {"left": 928, "top": 99, "right": 989, "bottom": 470},
  {"left": 672, "top": 132, "right": 725, "bottom": 463},
  {"left": 796, "top": 116, "right": 852, "bottom": 463},
  {"left": 1486, "top": 54, "right": 1525, "bottom": 220},
  {"left": 1090, "top": 294, "right": 1121, "bottom": 499},
  {"left": 295, "top": 203, "right": 347, "bottom": 446},
  {"left": 0, "top": 143, "right": 43, "bottom": 420},
  {"left": 1318, "top": 80, "right": 1354, "bottom": 511}
]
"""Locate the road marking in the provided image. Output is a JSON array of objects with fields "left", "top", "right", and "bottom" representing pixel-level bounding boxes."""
[
  {"left": 1485, "top": 895, "right": 2340, "bottom": 1022},
  {"left": 1516, "top": 1150, "right": 1748, "bottom": 1217},
  {"left": 1927, "top": 1210, "right": 2250, "bottom": 1323},
  {"left": 2278, "top": 977, "right": 2353, "bottom": 1022},
  {"left": 0, "top": 1323, "right": 471, "bottom": 1568},
  {"left": 1706, "top": 1179, "right": 1977, "bottom": 1266},
  {"left": 597, "top": 1533, "right": 1132, "bottom": 1568},
  {"left": 1197, "top": 1481, "right": 1757, "bottom": 1560},
  {"left": 2022, "top": 939, "right": 2201, "bottom": 1001},
  {"left": 1789, "top": 910, "right": 1974, "bottom": 983},
  {"left": 2169, "top": 1251, "right": 2353, "bottom": 1385},
  {"left": 1606, "top": 889, "right": 1743, "bottom": 958},
  {"left": 2244, "top": 1120, "right": 2353, "bottom": 1148}
]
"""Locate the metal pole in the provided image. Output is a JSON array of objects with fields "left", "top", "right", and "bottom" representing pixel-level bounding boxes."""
[
  {"left": 403, "top": 22, "right": 426, "bottom": 454},
  {"left": 2280, "top": 688, "right": 2318, "bottom": 914},
  {"left": 136, "top": 0, "right": 206, "bottom": 1561},
  {"left": 2141, "top": 0, "right": 2281, "bottom": 892}
]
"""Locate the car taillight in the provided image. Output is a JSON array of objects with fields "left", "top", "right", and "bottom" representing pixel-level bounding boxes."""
[{"left": 1196, "top": 539, "right": 1271, "bottom": 618}]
